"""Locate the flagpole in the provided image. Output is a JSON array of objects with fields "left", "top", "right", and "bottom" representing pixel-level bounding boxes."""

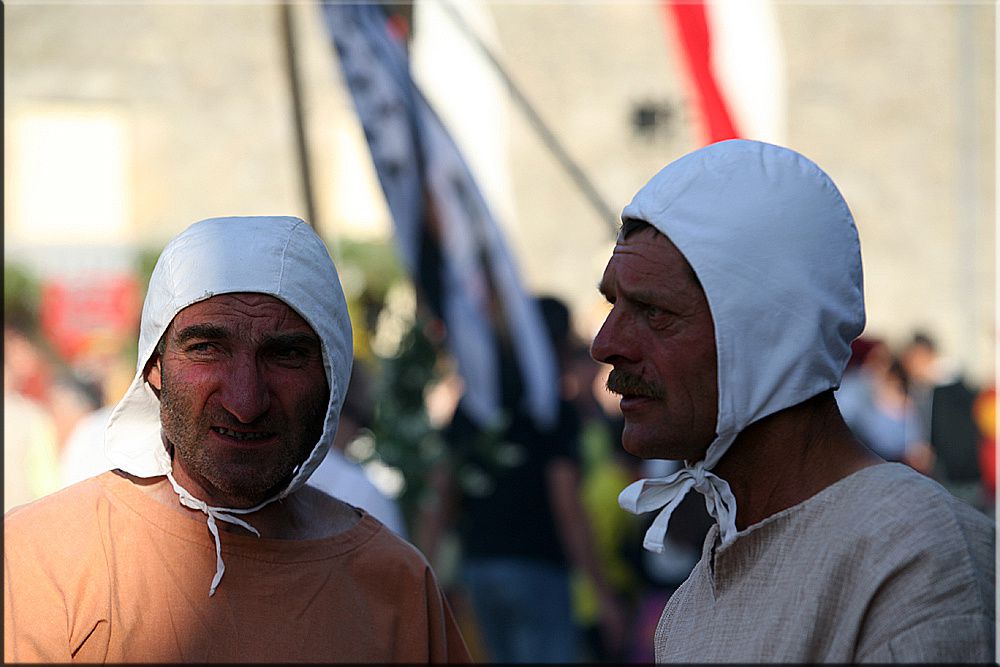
[
  {"left": 433, "top": 0, "right": 619, "bottom": 235},
  {"left": 279, "top": 2, "right": 319, "bottom": 231}
]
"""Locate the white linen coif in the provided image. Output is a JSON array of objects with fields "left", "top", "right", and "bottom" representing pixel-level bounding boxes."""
[{"left": 615, "top": 140, "right": 865, "bottom": 548}]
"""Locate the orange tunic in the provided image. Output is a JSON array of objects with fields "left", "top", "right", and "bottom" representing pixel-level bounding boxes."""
[{"left": 4, "top": 471, "right": 471, "bottom": 663}]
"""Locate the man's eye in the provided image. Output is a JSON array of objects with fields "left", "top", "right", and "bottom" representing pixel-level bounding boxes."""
[
  {"left": 271, "top": 347, "right": 312, "bottom": 365},
  {"left": 643, "top": 304, "right": 676, "bottom": 329},
  {"left": 187, "top": 342, "right": 217, "bottom": 353},
  {"left": 643, "top": 304, "right": 665, "bottom": 318}
]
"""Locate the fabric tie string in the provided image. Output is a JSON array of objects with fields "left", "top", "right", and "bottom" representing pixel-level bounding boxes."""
[
  {"left": 618, "top": 462, "right": 739, "bottom": 552},
  {"left": 165, "top": 472, "right": 265, "bottom": 596}
]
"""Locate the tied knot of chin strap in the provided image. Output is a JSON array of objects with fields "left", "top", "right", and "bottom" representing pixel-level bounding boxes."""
[
  {"left": 689, "top": 464, "right": 711, "bottom": 494},
  {"left": 618, "top": 462, "right": 739, "bottom": 553},
  {"left": 166, "top": 472, "right": 266, "bottom": 597}
]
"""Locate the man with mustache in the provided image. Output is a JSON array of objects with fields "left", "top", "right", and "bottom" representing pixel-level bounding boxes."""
[
  {"left": 4, "top": 216, "right": 471, "bottom": 663},
  {"left": 592, "top": 140, "right": 994, "bottom": 662}
]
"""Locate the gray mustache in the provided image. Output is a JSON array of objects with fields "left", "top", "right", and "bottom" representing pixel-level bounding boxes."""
[{"left": 606, "top": 368, "right": 664, "bottom": 399}]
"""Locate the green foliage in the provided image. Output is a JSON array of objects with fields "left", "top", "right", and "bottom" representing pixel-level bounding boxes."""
[
  {"left": 368, "top": 316, "right": 447, "bottom": 524},
  {"left": 327, "top": 237, "right": 449, "bottom": 527},
  {"left": 333, "top": 237, "right": 406, "bottom": 303},
  {"left": 137, "top": 247, "right": 163, "bottom": 294},
  {"left": 4, "top": 262, "right": 42, "bottom": 334}
]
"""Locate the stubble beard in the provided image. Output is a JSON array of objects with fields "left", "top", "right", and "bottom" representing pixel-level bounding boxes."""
[
  {"left": 158, "top": 369, "right": 326, "bottom": 508},
  {"left": 606, "top": 367, "right": 701, "bottom": 460}
]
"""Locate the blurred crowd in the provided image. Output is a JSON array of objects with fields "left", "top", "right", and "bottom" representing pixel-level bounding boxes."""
[
  {"left": 4, "top": 293, "right": 995, "bottom": 663},
  {"left": 835, "top": 331, "right": 995, "bottom": 512},
  {"left": 4, "top": 319, "right": 134, "bottom": 513}
]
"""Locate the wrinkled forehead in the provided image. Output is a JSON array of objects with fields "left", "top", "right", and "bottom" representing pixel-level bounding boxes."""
[
  {"left": 138, "top": 217, "right": 348, "bottom": 368},
  {"left": 166, "top": 293, "right": 319, "bottom": 339},
  {"left": 604, "top": 220, "right": 704, "bottom": 293}
]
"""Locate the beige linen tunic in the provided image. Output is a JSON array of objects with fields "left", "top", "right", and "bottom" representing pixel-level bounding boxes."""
[{"left": 655, "top": 463, "right": 995, "bottom": 663}]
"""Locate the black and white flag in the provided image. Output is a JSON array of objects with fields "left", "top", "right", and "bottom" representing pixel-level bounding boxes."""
[{"left": 321, "top": 1, "right": 558, "bottom": 431}]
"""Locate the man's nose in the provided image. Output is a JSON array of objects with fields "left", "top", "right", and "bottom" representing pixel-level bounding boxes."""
[
  {"left": 590, "top": 308, "right": 632, "bottom": 365},
  {"left": 219, "top": 357, "right": 271, "bottom": 423}
]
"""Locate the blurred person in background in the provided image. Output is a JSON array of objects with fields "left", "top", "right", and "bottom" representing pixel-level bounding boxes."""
[
  {"left": 593, "top": 140, "right": 994, "bottom": 662},
  {"left": 901, "top": 331, "right": 985, "bottom": 510},
  {"left": 59, "top": 403, "right": 116, "bottom": 488},
  {"left": 4, "top": 323, "right": 61, "bottom": 511},
  {"left": 3, "top": 319, "right": 54, "bottom": 403},
  {"left": 835, "top": 336, "right": 934, "bottom": 473},
  {"left": 417, "top": 295, "right": 627, "bottom": 663},
  {"left": 565, "top": 344, "right": 644, "bottom": 662},
  {"left": 59, "top": 352, "right": 135, "bottom": 488},
  {"left": 49, "top": 372, "right": 104, "bottom": 472},
  {"left": 307, "top": 362, "right": 407, "bottom": 537},
  {"left": 566, "top": 348, "right": 713, "bottom": 664}
]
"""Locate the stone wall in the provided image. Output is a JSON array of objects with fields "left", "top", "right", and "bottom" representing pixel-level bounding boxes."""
[{"left": 4, "top": 1, "right": 994, "bottom": 382}]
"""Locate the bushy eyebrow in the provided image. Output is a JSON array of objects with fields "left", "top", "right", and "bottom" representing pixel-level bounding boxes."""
[
  {"left": 260, "top": 331, "right": 321, "bottom": 349},
  {"left": 175, "top": 324, "right": 319, "bottom": 348},
  {"left": 629, "top": 288, "right": 672, "bottom": 305},
  {"left": 598, "top": 279, "right": 669, "bottom": 307},
  {"left": 174, "top": 323, "right": 229, "bottom": 345}
]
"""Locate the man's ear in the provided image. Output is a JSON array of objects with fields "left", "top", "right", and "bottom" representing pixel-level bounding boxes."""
[{"left": 145, "top": 352, "right": 163, "bottom": 396}]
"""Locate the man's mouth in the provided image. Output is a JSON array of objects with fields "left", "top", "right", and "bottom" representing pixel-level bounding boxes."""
[
  {"left": 618, "top": 395, "right": 659, "bottom": 414},
  {"left": 212, "top": 427, "right": 275, "bottom": 441}
]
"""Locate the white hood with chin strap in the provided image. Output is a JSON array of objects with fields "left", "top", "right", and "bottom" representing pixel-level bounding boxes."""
[
  {"left": 105, "top": 215, "right": 353, "bottom": 595},
  {"left": 617, "top": 140, "right": 865, "bottom": 551}
]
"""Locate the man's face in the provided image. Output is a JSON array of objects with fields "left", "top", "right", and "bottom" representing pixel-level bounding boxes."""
[
  {"left": 146, "top": 293, "right": 328, "bottom": 508},
  {"left": 591, "top": 225, "right": 718, "bottom": 461}
]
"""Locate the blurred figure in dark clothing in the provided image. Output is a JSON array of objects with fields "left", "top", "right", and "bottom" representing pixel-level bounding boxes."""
[
  {"left": 900, "top": 331, "right": 985, "bottom": 510},
  {"left": 564, "top": 345, "right": 647, "bottom": 662},
  {"left": 418, "top": 296, "right": 626, "bottom": 663}
]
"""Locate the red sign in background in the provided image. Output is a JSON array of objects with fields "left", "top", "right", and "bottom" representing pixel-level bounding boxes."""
[{"left": 39, "top": 273, "right": 141, "bottom": 364}]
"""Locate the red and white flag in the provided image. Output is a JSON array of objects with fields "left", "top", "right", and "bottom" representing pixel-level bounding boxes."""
[{"left": 664, "top": 0, "right": 786, "bottom": 146}]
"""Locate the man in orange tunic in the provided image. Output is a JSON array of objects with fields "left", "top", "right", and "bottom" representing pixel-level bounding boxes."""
[{"left": 4, "top": 216, "right": 471, "bottom": 663}]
